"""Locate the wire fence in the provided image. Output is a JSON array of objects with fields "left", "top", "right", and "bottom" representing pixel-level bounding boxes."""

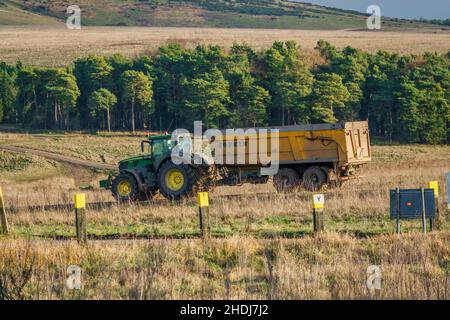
[{"left": 6, "top": 189, "right": 390, "bottom": 213}]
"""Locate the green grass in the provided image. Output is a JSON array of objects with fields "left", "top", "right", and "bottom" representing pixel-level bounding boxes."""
[
  {"left": 194, "top": 10, "right": 367, "bottom": 30},
  {"left": 10, "top": 209, "right": 449, "bottom": 240},
  {"left": 0, "top": 149, "right": 63, "bottom": 181}
]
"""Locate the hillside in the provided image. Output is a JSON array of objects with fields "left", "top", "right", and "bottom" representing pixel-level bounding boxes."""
[
  {"left": 0, "top": 0, "right": 60, "bottom": 25},
  {"left": 1, "top": 0, "right": 446, "bottom": 30}
]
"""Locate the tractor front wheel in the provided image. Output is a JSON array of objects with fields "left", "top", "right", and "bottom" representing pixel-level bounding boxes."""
[{"left": 112, "top": 173, "right": 139, "bottom": 202}]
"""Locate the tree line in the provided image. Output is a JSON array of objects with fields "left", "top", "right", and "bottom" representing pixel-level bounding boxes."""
[{"left": 0, "top": 41, "right": 449, "bottom": 144}]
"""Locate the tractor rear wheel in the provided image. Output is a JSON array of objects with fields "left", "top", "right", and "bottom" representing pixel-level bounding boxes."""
[
  {"left": 112, "top": 173, "right": 139, "bottom": 202},
  {"left": 274, "top": 168, "right": 300, "bottom": 193},
  {"left": 158, "top": 162, "right": 198, "bottom": 200}
]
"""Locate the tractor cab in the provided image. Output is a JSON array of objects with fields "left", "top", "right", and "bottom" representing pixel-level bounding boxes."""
[
  {"left": 140, "top": 134, "right": 194, "bottom": 157},
  {"left": 140, "top": 134, "right": 174, "bottom": 157}
]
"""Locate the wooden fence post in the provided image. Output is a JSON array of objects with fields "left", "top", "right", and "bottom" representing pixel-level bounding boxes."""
[
  {"left": 74, "top": 194, "right": 87, "bottom": 244},
  {"left": 198, "top": 192, "right": 210, "bottom": 239},
  {"left": 428, "top": 181, "right": 440, "bottom": 231},
  {"left": 0, "top": 187, "right": 9, "bottom": 235},
  {"left": 312, "top": 194, "right": 325, "bottom": 233}
]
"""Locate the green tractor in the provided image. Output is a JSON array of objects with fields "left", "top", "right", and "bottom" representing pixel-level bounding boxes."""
[{"left": 100, "top": 134, "right": 215, "bottom": 201}]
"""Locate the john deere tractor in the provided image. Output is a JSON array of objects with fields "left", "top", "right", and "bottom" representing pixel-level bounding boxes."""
[{"left": 100, "top": 134, "right": 215, "bottom": 201}]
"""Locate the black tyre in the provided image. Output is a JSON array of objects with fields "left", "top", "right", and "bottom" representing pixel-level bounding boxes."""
[
  {"left": 274, "top": 168, "right": 300, "bottom": 193},
  {"left": 303, "top": 167, "right": 327, "bottom": 191},
  {"left": 158, "top": 162, "right": 198, "bottom": 200},
  {"left": 112, "top": 173, "right": 139, "bottom": 202}
]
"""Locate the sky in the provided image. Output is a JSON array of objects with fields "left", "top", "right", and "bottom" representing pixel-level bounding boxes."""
[{"left": 295, "top": 0, "right": 450, "bottom": 20}]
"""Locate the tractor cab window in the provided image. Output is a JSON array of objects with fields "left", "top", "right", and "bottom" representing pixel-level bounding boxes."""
[{"left": 152, "top": 140, "right": 165, "bottom": 156}]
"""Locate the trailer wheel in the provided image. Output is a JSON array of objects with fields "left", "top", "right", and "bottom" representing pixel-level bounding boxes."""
[
  {"left": 112, "top": 173, "right": 139, "bottom": 202},
  {"left": 274, "top": 168, "right": 300, "bottom": 193},
  {"left": 303, "top": 167, "right": 327, "bottom": 191}
]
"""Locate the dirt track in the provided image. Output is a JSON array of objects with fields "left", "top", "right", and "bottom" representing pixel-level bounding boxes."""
[{"left": 0, "top": 145, "right": 118, "bottom": 171}]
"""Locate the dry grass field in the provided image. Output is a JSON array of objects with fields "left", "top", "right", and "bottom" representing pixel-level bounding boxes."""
[
  {"left": 0, "top": 132, "right": 449, "bottom": 299},
  {"left": 1, "top": 234, "right": 448, "bottom": 300},
  {"left": 0, "top": 26, "right": 449, "bottom": 66}
]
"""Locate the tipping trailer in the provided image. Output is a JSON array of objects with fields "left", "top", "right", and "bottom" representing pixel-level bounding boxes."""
[
  {"left": 100, "top": 121, "right": 371, "bottom": 201},
  {"left": 213, "top": 121, "right": 371, "bottom": 192}
]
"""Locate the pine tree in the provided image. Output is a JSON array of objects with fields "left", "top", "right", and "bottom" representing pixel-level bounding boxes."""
[
  {"left": 74, "top": 55, "right": 112, "bottom": 128},
  {"left": 119, "top": 70, "right": 153, "bottom": 133},
  {"left": 245, "top": 85, "right": 270, "bottom": 127},
  {"left": 0, "top": 62, "right": 17, "bottom": 124},
  {"left": 315, "top": 43, "right": 368, "bottom": 121},
  {"left": 89, "top": 88, "right": 117, "bottom": 132},
  {"left": 402, "top": 53, "right": 450, "bottom": 144},
  {"left": 16, "top": 66, "right": 38, "bottom": 127},
  {"left": 364, "top": 51, "right": 406, "bottom": 140},
  {"left": 153, "top": 44, "right": 189, "bottom": 130},
  {"left": 45, "top": 69, "right": 80, "bottom": 130},
  {"left": 310, "top": 73, "right": 350, "bottom": 123},
  {"left": 396, "top": 77, "right": 422, "bottom": 143},
  {"left": 182, "top": 68, "right": 230, "bottom": 128},
  {"left": 262, "top": 41, "right": 313, "bottom": 125},
  {"left": 225, "top": 44, "right": 268, "bottom": 127},
  {"left": 107, "top": 54, "right": 133, "bottom": 129}
]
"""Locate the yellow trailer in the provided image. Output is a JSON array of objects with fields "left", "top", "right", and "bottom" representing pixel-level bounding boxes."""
[{"left": 213, "top": 121, "right": 371, "bottom": 191}]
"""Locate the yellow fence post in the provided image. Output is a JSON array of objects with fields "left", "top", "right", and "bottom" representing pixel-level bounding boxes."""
[
  {"left": 428, "top": 181, "right": 440, "bottom": 231},
  {"left": 312, "top": 194, "right": 325, "bottom": 233},
  {"left": 74, "top": 194, "right": 87, "bottom": 244},
  {"left": 0, "top": 187, "right": 9, "bottom": 235},
  {"left": 198, "top": 192, "right": 210, "bottom": 239}
]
